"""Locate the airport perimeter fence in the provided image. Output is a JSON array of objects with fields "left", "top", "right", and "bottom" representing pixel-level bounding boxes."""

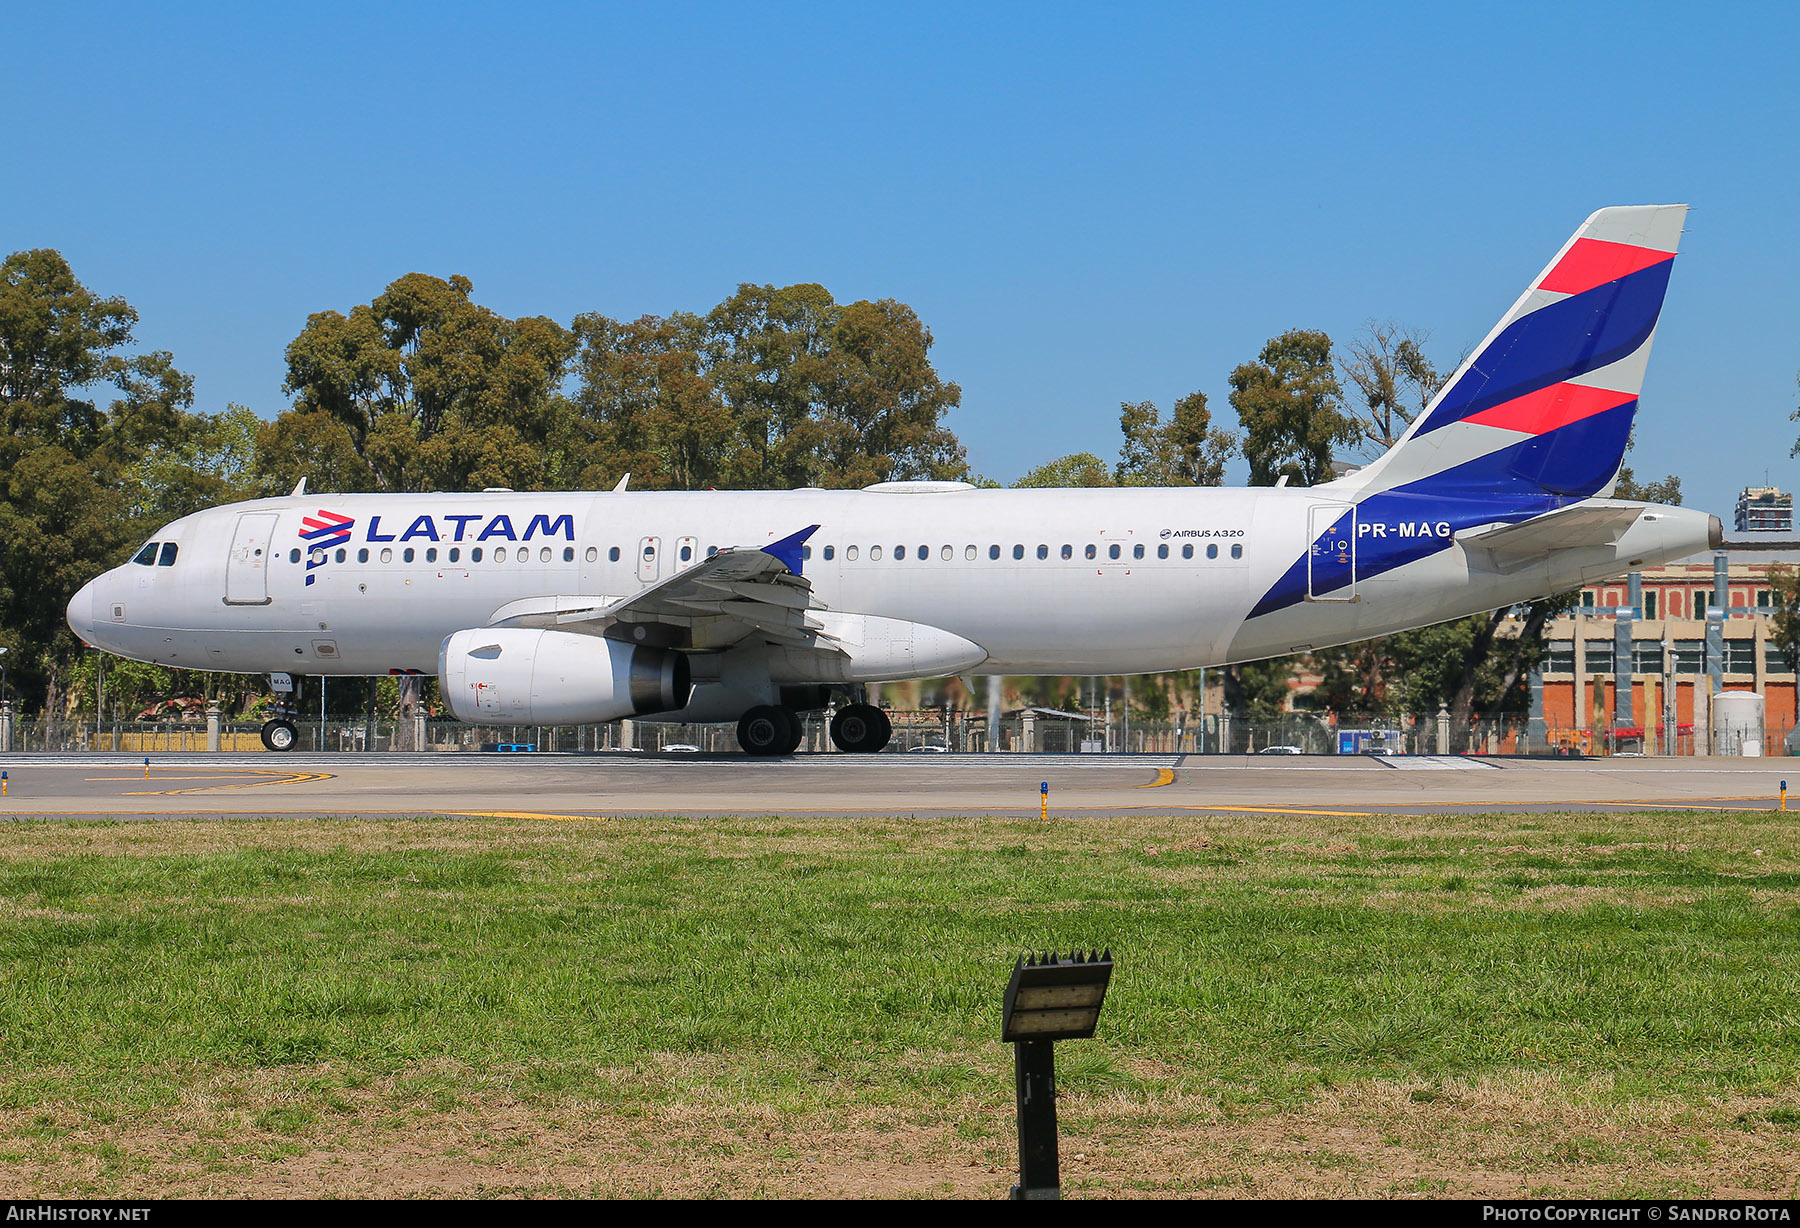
[{"left": 5, "top": 712, "right": 1794, "bottom": 756}]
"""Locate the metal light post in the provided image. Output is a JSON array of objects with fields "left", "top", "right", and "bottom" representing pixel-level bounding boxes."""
[{"left": 1001, "top": 949, "right": 1114, "bottom": 1200}]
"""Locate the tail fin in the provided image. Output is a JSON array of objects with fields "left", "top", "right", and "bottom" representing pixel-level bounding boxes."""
[{"left": 1350, "top": 204, "right": 1687, "bottom": 502}]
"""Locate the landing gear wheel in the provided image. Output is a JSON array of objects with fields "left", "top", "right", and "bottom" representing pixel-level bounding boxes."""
[
  {"left": 261, "top": 719, "right": 298, "bottom": 752},
  {"left": 830, "top": 703, "right": 891, "bottom": 754},
  {"left": 738, "top": 705, "right": 800, "bottom": 756}
]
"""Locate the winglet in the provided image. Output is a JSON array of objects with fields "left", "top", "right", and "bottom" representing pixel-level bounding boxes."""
[{"left": 762, "top": 525, "right": 821, "bottom": 575}]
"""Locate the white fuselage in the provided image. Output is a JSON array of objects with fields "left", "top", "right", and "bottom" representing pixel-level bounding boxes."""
[{"left": 69, "top": 484, "right": 1717, "bottom": 688}]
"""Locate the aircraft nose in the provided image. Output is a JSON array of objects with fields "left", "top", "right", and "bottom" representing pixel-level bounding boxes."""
[{"left": 67, "top": 578, "right": 99, "bottom": 644}]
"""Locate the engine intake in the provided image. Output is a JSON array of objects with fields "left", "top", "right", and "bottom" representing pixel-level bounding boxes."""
[{"left": 439, "top": 628, "right": 690, "bottom": 725}]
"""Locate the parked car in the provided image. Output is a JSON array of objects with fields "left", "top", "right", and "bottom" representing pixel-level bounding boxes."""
[
  {"left": 907, "top": 744, "right": 950, "bottom": 753},
  {"left": 660, "top": 743, "right": 700, "bottom": 753},
  {"left": 1255, "top": 745, "right": 1304, "bottom": 755}
]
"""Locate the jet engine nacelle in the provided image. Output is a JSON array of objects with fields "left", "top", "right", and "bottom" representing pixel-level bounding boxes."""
[{"left": 439, "top": 628, "right": 691, "bottom": 724}]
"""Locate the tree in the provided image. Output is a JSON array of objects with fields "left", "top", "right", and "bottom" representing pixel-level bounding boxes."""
[
  {"left": 0, "top": 249, "right": 197, "bottom": 713},
  {"left": 1013, "top": 453, "right": 1114, "bottom": 488},
  {"left": 1115, "top": 391, "right": 1236, "bottom": 486},
  {"left": 270, "top": 272, "right": 575, "bottom": 494},
  {"left": 1229, "top": 329, "right": 1356, "bottom": 486},
  {"left": 1768, "top": 566, "right": 1800, "bottom": 672},
  {"left": 1339, "top": 321, "right": 1440, "bottom": 456}
]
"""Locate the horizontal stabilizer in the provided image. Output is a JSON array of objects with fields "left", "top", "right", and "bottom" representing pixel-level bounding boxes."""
[{"left": 1458, "top": 503, "right": 1644, "bottom": 568}]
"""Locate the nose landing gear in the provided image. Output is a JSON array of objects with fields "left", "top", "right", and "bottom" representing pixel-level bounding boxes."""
[{"left": 260, "top": 719, "right": 298, "bottom": 752}]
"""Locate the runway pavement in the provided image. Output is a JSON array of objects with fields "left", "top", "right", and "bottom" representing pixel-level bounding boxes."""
[{"left": 0, "top": 751, "right": 1793, "bottom": 820}]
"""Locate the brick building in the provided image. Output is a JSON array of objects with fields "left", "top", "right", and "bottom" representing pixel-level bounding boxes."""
[{"left": 1531, "top": 533, "right": 1798, "bottom": 754}]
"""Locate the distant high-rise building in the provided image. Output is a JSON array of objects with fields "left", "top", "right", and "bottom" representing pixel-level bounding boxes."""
[{"left": 1735, "top": 485, "right": 1794, "bottom": 533}]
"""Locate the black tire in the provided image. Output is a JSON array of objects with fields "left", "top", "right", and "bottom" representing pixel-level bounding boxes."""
[
  {"left": 830, "top": 703, "right": 892, "bottom": 753},
  {"left": 737, "top": 705, "right": 796, "bottom": 756},
  {"left": 261, "top": 719, "right": 298, "bottom": 752},
  {"left": 775, "top": 707, "right": 805, "bottom": 755}
]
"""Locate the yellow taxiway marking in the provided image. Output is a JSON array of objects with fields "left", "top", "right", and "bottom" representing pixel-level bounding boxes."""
[
  {"left": 87, "top": 775, "right": 267, "bottom": 781},
  {"left": 1581, "top": 799, "right": 1783, "bottom": 811},
  {"left": 123, "top": 771, "right": 335, "bottom": 796},
  {"left": 1171, "top": 804, "right": 1376, "bottom": 816},
  {"left": 446, "top": 810, "right": 613, "bottom": 822},
  {"left": 1137, "top": 768, "right": 1176, "bottom": 788}
]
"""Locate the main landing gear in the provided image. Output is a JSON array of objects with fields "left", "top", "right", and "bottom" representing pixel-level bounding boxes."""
[
  {"left": 261, "top": 719, "right": 298, "bottom": 752},
  {"left": 829, "top": 703, "right": 890, "bottom": 754},
  {"left": 733, "top": 701, "right": 893, "bottom": 756}
]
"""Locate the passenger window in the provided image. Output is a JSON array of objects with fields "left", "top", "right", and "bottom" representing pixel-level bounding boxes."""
[
  {"left": 846, "top": 545, "right": 860, "bottom": 561},
  {"left": 894, "top": 545, "right": 906, "bottom": 560},
  {"left": 609, "top": 547, "right": 621, "bottom": 562},
  {"left": 133, "top": 543, "right": 158, "bottom": 566},
  {"left": 870, "top": 546, "right": 883, "bottom": 560},
  {"left": 802, "top": 546, "right": 812, "bottom": 560},
  {"left": 1037, "top": 545, "right": 1048, "bottom": 560},
  {"left": 1133, "top": 544, "right": 1144, "bottom": 560},
  {"left": 449, "top": 548, "right": 460, "bottom": 562},
  {"left": 357, "top": 547, "right": 369, "bottom": 563},
  {"left": 707, "top": 545, "right": 719, "bottom": 557},
  {"left": 1013, "top": 545, "right": 1024, "bottom": 560},
  {"left": 289, "top": 548, "right": 300, "bottom": 563},
  {"left": 426, "top": 547, "right": 436, "bottom": 562},
  {"left": 989, "top": 545, "right": 1000, "bottom": 560},
  {"left": 334, "top": 548, "right": 346, "bottom": 563},
  {"left": 1231, "top": 543, "right": 1243, "bottom": 559},
  {"left": 1205, "top": 544, "right": 1217, "bottom": 559},
  {"left": 1157, "top": 544, "right": 1168, "bottom": 560},
  {"left": 823, "top": 545, "right": 835, "bottom": 561},
  {"left": 680, "top": 544, "right": 692, "bottom": 562},
  {"left": 919, "top": 545, "right": 928, "bottom": 559},
  {"left": 380, "top": 547, "right": 393, "bottom": 564},
  {"left": 1061, "top": 545, "right": 1072, "bottom": 560},
  {"left": 472, "top": 547, "right": 484, "bottom": 562},
  {"left": 562, "top": 547, "right": 573, "bottom": 562},
  {"left": 403, "top": 547, "right": 415, "bottom": 563},
  {"left": 946, "top": 545, "right": 956, "bottom": 561},
  {"left": 158, "top": 543, "right": 179, "bottom": 566},
  {"left": 541, "top": 547, "right": 553, "bottom": 563},
  {"left": 585, "top": 546, "right": 598, "bottom": 562}
]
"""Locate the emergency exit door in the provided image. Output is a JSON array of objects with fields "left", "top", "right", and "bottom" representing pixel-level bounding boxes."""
[{"left": 1306, "top": 503, "right": 1357, "bottom": 601}]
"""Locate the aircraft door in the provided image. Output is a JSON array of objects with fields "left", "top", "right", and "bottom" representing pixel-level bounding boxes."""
[
  {"left": 674, "top": 536, "right": 699, "bottom": 571},
  {"left": 225, "top": 512, "right": 280, "bottom": 605},
  {"left": 1306, "top": 503, "right": 1357, "bottom": 601},
  {"left": 636, "top": 535, "right": 662, "bottom": 583}
]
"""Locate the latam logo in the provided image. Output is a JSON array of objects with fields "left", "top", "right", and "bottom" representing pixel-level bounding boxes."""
[
  {"left": 363, "top": 512, "right": 575, "bottom": 543},
  {"left": 300, "top": 510, "right": 355, "bottom": 586}
]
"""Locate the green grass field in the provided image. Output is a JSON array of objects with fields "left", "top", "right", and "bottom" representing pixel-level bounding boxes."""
[{"left": 0, "top": 807, "right": 1796, "bottom": 1198}]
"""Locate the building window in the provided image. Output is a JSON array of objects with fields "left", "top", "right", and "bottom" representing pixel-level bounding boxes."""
[
  {"left": 1642, "top": 592, "right": 1658, "bottom": 620},
  {"left": 1546, "top": 643, "right": 1575, "bottom": 673},
  {"left": 1584, "top": 641, "right": 1615, "bottom": 673},
  {"left": 1631, "top": 643, "right": 1664, "bottom": 673},
  {"left": 1580, "top": 591, "right": 1595, "bottom": 608},
  {"left": 1767, "top": 643, "right": 1794, "bottom": 675},
  {"left": 1672, "top": 640, "right": 1704, "bottom": 673},
  {"left": 1694, "top": 591, "right": 1710, "bottom": 617},
  {"left": 1724, "top": 640, "right": 1757, "bottom": 673}
]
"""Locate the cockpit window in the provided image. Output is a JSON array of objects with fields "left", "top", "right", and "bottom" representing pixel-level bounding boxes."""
[
  {"left": 132, "top": 542, "right": 159, "bottom": 566},
  {"left": 157, "top": 542, "right": 179, "bottom": 567}
]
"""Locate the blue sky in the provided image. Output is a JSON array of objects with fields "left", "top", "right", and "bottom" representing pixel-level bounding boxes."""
[{"left": 8, "top": 2, "right": 1797, "bottom": 517}]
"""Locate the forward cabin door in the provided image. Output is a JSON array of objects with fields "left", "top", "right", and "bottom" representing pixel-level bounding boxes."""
[
  {"left": 225, "top": 512, "right": 280, "bottom": 605},
  {"left": 1306, "top": 503, "right": 1357, "bottom": 601}
]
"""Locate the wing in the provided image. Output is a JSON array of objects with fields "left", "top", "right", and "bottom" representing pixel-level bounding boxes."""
[{"left": 486, "top": 525, "right": 834, "bottom": 651}]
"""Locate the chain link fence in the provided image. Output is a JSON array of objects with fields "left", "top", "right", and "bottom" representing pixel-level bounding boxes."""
[{"left": 3, "top": 711, "right": 1794, "bottom": 756}]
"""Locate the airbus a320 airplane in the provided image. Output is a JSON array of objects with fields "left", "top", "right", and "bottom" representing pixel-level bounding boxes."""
[{"left": 68, "top": 205, "right": 1719, "bottom": 755}]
